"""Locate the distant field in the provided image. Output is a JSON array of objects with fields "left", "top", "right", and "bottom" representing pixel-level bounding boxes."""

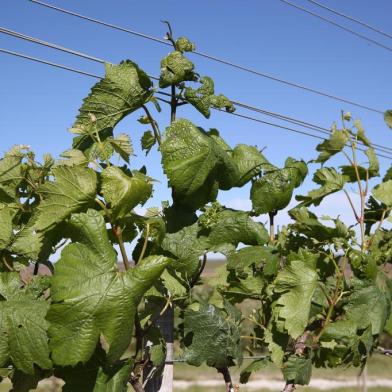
[{"left": 1, "top": 355, "right": 391, "bottom": 391}]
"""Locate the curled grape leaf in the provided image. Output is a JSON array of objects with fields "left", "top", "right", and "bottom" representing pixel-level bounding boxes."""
[
  {"left": 101, "top": 167, "right": 152, "bottom": 220},
  {"left": 161, "top": 119, "right": 240, "bottom": 207},
  {"left": 315, "top": 130, "right": 349, "bottom": 163},
  {"left": 71, "top": 61, "right": 152, "bottom": 149},
  {"left": 184, "top": 77, "right": 234, "bottom": 118},
  {"left": 183, "top": 303, "right": 242, "bottom": 368},
  {"left": 232, "top": 144, "right": 269, "bottom": 186},
  {"left": 159, "top": 51, "right": 196, "bottom": 88},
  {"left": 296, "top": 168, "right": 347, "bottom": 207},
  {"left": 175, "top": 36, "right": 195, "bottom": 52},
  {"left": 48, "top": 210, "right": 169, "bottom": 366}
]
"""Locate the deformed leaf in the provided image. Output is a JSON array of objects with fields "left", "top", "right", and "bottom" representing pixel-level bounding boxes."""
[
  {"left": 72, "top": 61, "right": 152, "bottom": 149},
  {"left": 101, "top": 167, "right": 152, "bottom": 219},
  {"left": 175, "top": 36, "right": 195, "bottom": 52},
  {"left": 251, "top": 169, "right": 294, "bottom": 215},
  {"left": 184, "top": 77, "right": 235, "bottom": 118},
  {"left": 232, "top": 144, "right": 269, "bottom": 186},
  {"left": 159, "top": 51, "right": 196, "bottom": 88},
  {"left": 161, "top": 119, "right": 240, "bottom": 207},
  {"left": 183, "top": 303, "right": 242, "bottom": 368},
  {"left": 141, "top": 130, "right": 156, "bottom": 155},
  {"left": 47, "top": 210, "right": 169, "bottom": 366},
  {"left": 315, "top": 130, "right": 349, "bottom": 163}
]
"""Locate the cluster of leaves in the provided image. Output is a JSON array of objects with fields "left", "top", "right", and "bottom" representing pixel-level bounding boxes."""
[{"left": 1, "top": 25, "right": 391, "bottom": 392}]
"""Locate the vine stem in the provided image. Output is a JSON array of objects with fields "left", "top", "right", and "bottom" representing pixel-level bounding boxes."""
[
  {"left": 367, "top": 209, "right": 388, "bottom": 248},
  {"left": 115, "top": 226, "right": 130, "bottom": 271},
  {"left": 3, "top": 257, "right": 14, "bottom": 272},
  {"left": 137, "top": 223, "right": 150, "bottom": 264},
  {"left": 142, "top": 105, "right": 161, "bottom": 145},
  {"left": 170, "top": 84, "right": 177, "bottom": 123},
  {"left": 269, "top": 212, "right": 276, "bottom": 243},
  {"left": 343, "top": 189, "right": 360, "bottom": 222},
  {"left": 240, "top": 335, "right": 264, "bottom": 342},
  {"left": 349, "top": 140, "right": 366, "bottom": 250},
  {"left": 189, "top": 252, "right": 207, "bottom": 287},
  {"left": 217, "top": 368, "right": 235, "bottom": 392}
]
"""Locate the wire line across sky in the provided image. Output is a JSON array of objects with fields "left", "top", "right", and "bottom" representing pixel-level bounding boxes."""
[{"left": 27, "top": 0, "right": 384, "bottom": 114}]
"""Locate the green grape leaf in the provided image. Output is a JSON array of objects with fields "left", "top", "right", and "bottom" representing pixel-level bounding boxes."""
[
  {"left": 227, "top": 246, "right": 279, "bottom": 276},
  {"left": 284, "top": 157, "right": 308, "bottom": 187},
  {"left": 11, "top": 165, "right": 97, "bottom": 259},
  {"left": 264, "top": 328, "right": 285, "bottom": 366},
  {"left": 353, "top": 120, "right": 371, "bottom": 147},
  {"left": 385, "top": 314, "right": 392, "bottom": 335},
  {"left": 205, "top": 208, "right": 269, "bottom": 251},
  {"left": 71, "top": 61, "right": 152, "bottom": 149},
  {"left": 240, "top": 357, "right": 268, "bottom": 384},
  {"left": 315, "top": 130, "right": 349, "bottom": 163},
  {"left": 159, "top": 51, "right": 196, "bottom": 88},
  {"left": 282, "top": 356, "right": 312, "bottom": 385},
  {"left": 37, "top": 166, "right": 97, "bottom": 232},
  {"left": 274, "top": 256, "right": 318, "bottom": 338},
  {"left": 251, "top": 169, "right": 294, "bottom": 215},
  {"left": 184, "top": 76, "right": 215, "bottom": 118},
  {"left": 289, "top": 207, "right": 352, "bottom": 242},
  {"left": 56, "top": 347, "right": 132, "bottom": 392},
  {"left": 296, "top": 168, "right": 347, "bottom": 207},
  {"left": 175, "top": 36, "right": 195, "bottom": 52},
  {"left": 183, "top": 303, "right": 242, "bottom": 368},
  {"left": 56, "top": 149, "right": 88, "bottom": 167},
  {"left": 344, "top": 279, "right": 390, "bottom": 335},
  {"left": 47, "top": 210, "right": 169, "bottom": 366},
  {"left": 384, "top": 110, "right": 392, "bottom": 129},
  {"left": 101, "top": 167, "right": 152, "bottom": 220},
  {"left": 141, "top": 130, "right": 156, "bottom": 155},
  {"left": 0, "top": 205, "right": 15, "bottom": 250},
  {"left": 372, "top": 180, "right": 392, "bottom": 207},
  {"left": 184, "top": 77, "right": 234, "bottom": 118},
  {"left": 161, "top": 222, "right": 209, "bottom": 276},
  {"left": 161, "top": 119, "right": 239, "bottom": 206},
  {"left": 232, "top": 144, "right": 269, "bottom": 186},
  {"left": 143, "top": 326, "right": 166, "bottom": 368},
  {"left": 160, "top": 269, "right": 187, "bottom": 299},
  {"left": 0, "top": 153, "right": 24, "bottom": 202},
  {"left": 109, "top": 134, "right": 133, "bottom": 163},
  {"left": 210, "top": 94, "right": 235, "bottom": 113},
  {"left": 366, "top": 148, "right": 380, "bottom": 178},
  {"left": 0, "top": 272, "right": 51, "bottom": 374}
]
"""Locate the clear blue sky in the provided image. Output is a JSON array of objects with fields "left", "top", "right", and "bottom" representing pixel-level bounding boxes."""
[{"left": 1, "top": 0, "right": 391, "bottom": 226}]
